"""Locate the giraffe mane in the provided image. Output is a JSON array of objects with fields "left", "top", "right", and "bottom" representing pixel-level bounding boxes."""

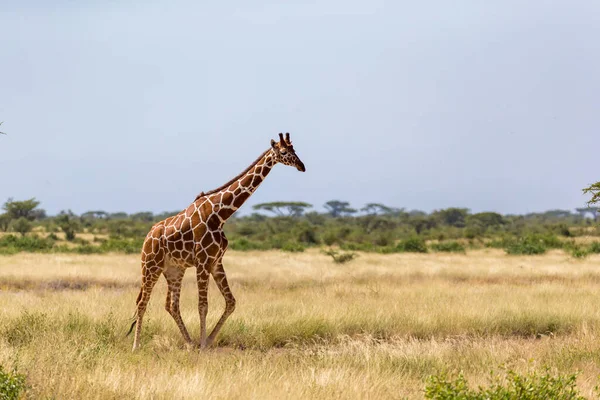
[{"left": 195, "top": 148, "right": 271, "bottom": 200}]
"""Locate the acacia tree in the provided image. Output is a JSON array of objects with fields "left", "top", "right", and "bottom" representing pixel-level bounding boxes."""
[
  {"left": 3, "top": 198, "right": 42, "bottom": 220},
  {"left": 324, "top": 200, "right": 357, "bottom": 217},
  {"left": 361, "top": 203, "right": 393, "bottom": 215},
  {"left": 583, "top": 182, "right": 600, "bottom": 206},
  {"left": 253, "top": 201, "right": 313, "bottom": 217}
]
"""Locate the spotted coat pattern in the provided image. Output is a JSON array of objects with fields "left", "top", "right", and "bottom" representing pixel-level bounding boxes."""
[{"left": 131, "top": 134, "right": 305, "bottom": 350}]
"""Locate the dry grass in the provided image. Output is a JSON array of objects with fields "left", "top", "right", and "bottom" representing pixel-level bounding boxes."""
[{"left": 2, "top": 250, "right": 600, "bottom": 398}]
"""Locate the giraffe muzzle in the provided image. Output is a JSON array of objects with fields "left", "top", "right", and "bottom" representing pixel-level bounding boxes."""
[{"left": 297, "top": 162, "right": 306, "bottom": 172}]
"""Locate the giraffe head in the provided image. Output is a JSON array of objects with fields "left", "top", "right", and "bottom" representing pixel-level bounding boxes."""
[{"left": 270, "top": 133, "right": 306, "bottom": 172}]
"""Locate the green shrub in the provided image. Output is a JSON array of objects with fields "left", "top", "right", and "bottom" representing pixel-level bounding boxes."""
[
  {"left": 0, "top": 365, "right": 27, "bottom": 400},
  {"left": 0, "top": 234, "right": 54, "bottom": 253},
  {"left": 502, "top": 234, "right": 562, "bottom": 255},
  {"left": 10, "top": 218, "right": 32, "bottom": 237},
  {"left": 228, "top": 237, "right": 268, "bottom": 251},
  {"left": 397, "top": 236, "right": 427, "bottom": 253},
  {"left": 47, "top": 232, "right": 59, "bottom": 240},
  {"left": 281, "top": 242, "right": 305, "bottom": 252},
  {"left": 322, "top": 249, "right": 357, "bottom": 264},
  {"left": 425, "top": 368, "right": 585, "bottom": 400},
  {"left": 74, "top": 244, "right": 103, "bottom": 255},
  {"left": 570, "top": 247, "right": 589, "bottom": 259},
  {"left": 99, "top": 238, "right": 143, "bottom": 254},
  {"left": 430, "top": 241, "right": 466, "bottom": 253},
  {"left": 588, "top": 242, "right": 600, "bottom": 254}
]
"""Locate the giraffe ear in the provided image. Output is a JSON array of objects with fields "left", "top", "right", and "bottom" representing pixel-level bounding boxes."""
[{"left": 270, "top": 139, "right": 277, "bottom": 148}]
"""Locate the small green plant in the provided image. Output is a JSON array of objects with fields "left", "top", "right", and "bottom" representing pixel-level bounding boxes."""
[
  {"left": 503, "top": 234, "right": 562, "bottom": 255},
  {"left": 0, "top": 365, "right": 27, "bottom": 400},
  {"left": 430, "top": 241, "right": 466, "bottom": 253},
  {"left": 281, "top": 242, "right": 305, "bottom": 252},
  {"left": 397, "top": 236, "right": 428, "bottom": 253},
  {"left": 322, "top": 248, "right": 357, "bottom": 264},
  {"left": 424, "top": 368, "right": 585, "bottom": 400},
  {"left": 588, "top": 242, "right": 600, "bottom": 254},
  {"left": 10, "top": 217, "right": 32, "bottom": 237}
]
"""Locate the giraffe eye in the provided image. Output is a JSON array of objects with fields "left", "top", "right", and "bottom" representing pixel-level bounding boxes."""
[{"left": 280, "top": 150, "right": 287, "bottom": 155}]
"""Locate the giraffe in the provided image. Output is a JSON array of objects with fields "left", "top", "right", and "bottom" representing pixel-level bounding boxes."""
[{"left": 128, "top": 133, "right": 306, "bottom": 350}]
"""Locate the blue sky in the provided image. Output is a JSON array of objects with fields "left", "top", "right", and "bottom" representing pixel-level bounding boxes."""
[{"left": 0, "top": 1, "right": 598, "bottom": 215}]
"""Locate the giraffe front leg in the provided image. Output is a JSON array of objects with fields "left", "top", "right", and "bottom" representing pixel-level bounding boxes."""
[
  {"left": 205, "top": 262, "right": 236, "bottom": 348},
  {"left": 196, "top": 267, "right": 210, "bottom": 348}
]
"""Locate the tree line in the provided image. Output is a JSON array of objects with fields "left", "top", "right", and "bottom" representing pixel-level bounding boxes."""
[{"left": 0, "top": 197, "right": 599, "bottom": 257}]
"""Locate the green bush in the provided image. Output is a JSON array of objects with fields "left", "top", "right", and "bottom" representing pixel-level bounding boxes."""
[
  {"left": 0, "top": 234, "right": 55, "bottom": 253},
  {"left": 397, "top": 236, "right": 427, "bottom": 253},
  {"left": 425, "top": 368, "right": 584, "bottom": 400},
  {"left": 322, "top": 249, "right": 357, "bottom": 264},
  {"left": 281, "top": 242, "right": 305, "bottom": 252},
  {"left": 570, "top": 247, "right": 589, "bottom": 259},
  {"left": 588, "top": 242, "right": 600, "bottom": 254},
  {"left": 99, "top": 238, "right": 143, "bottom": 254},
  {"left": 0, "top": 365, "right": 27, "bottom": 400},
  {"left": 430, "top": 241, "right": 466, "bottom": 253},
  {"left": 502, "top": 234, "right": 562, "bottom": 255},
  {"left": 228, "top": 237, "right": 268, "bottom": 251}
]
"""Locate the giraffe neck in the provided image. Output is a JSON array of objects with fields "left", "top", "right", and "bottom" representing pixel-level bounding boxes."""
[{"left": 206, "top": 149, "right": 276, "bottom": 222}]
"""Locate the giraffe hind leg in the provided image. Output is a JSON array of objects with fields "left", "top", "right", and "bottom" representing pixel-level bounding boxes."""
[
  {"left": 163, "top": 265, "right": 193, "bottom": 345},
  {"left": 131, "top": 260, "right": 162, "bottom": 351}
]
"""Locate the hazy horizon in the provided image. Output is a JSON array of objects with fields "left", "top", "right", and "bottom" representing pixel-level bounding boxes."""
[{"left": 1, "top": 1, "right": 598, "bottom": 216}]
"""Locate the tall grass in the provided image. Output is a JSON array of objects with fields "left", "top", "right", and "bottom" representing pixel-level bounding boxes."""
[{"left": 2, "top": 251, "right": 600, "bottom": 398}]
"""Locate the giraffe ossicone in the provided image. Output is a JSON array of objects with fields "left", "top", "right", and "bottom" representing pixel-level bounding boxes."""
[{"left": 129, "top": 133, "right": 306, "bottom": 351}]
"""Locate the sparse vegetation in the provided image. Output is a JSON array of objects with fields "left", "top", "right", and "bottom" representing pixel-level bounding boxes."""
[
  {"left": 425, "top": 368, "right": 585, "bottom": 400},
  {"left": 0, "top": 197, "right": 598, "bottom": 256},
  {"left": 0, "top": 365, "right": 26, "bottom": 400},
  {"left": 2, "top": 251, "right": 600, "bottom": 398}
]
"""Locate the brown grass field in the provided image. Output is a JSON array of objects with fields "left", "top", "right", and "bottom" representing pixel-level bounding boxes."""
[{"left": 2, "top": 250, "right": 600, "bottom": 398}]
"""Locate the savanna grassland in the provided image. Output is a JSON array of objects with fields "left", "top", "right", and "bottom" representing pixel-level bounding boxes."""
[{"left": 2, "top": 250, "right": 600, "bottom": 399}]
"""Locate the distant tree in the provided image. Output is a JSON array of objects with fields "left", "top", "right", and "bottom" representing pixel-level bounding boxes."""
[
  {"left": 55, "top": 210, "right": 80, "bottom": 241},
  {"left": 81, "top": 211, "right": 108, "bottom": 220},
  {"left": 0, "top": 121, "right": 5, "bottom": 135},
  {"left": 324, "top": 200, "right": 357, "bottom": 217},
  {"left": 467, "top": 212, "right": 505, "bottom": 227},
  {"left": 583, "top": 182, "right": 600, "bottom": 206},
  {"left": 361, "top": 203, "right": 394, "bottom": 215},
  {"left": 0, "top": 213, "right": 11, "bottom": 232},
  {"left": 409, "top": 215, "right": 437, "bottom": 234},
  {"left": 253, "top": 202, "right": 313, "bottom": 217},
  {"left": 12, "top": 217, "right": 32, "bottom": 236},
  {"left": 2, "top": 198, "right": 43, "bottom": 221},
  {"left": 541, "top": 209, "right": 572, "bottom": 219},
  {"left": 131, "top": 212, "right": 154, "bottom": 222},
  {"left": 432, "top": 208, "right": 470, "bottom": 227},
  {"left": 109, "top": 212, "right": 129, "bottom": 220},
  {"left": 575, "top": 206, "right": 599, "bottom": 221},
  {"left": 154, "top": 211, "right": 180, "bottom": 221}
]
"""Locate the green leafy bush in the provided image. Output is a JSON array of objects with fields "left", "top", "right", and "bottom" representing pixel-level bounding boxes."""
[
  {"left": 281, "top": 242, "right": 305, "bottom": 252},
  {"left": 99, "top": 238, "right": 144, "bottom": 254},
  {"left": 397, "top": 236, "right": 428, "bottom": 253},
  {"left": 430, "top": 241, "right": 466, "bottom": 253},
  {"left": 322, "top": 249, "right": 357, "bottom": 264},
  {"left": 588, "top": 242, "right": 600, "bottom": 254},
  {"left": 425, "top": 368, "right": 584, "bottom": 400},
  {"left": 228, "top": 237, "right": 269, "bottom": 251},
  {"left": 0, "top": 234, "right": 55, "bottom": 253},
  {"left": 502, "top": 234, "right": 562, "bottom": 255},
  {"left": 0, "top": 365, "right": 27, "bottom": 400}
]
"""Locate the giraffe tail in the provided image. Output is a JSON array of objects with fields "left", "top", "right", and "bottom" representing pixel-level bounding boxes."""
[{"left": 126, "top": 286, "right": 144, "bottom": 337}]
